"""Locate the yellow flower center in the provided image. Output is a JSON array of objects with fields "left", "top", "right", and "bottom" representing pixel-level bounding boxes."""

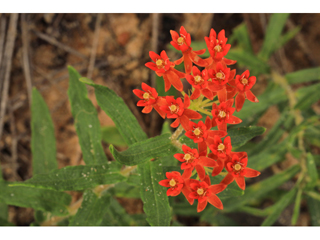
[
  {"left": 216, "top": 39, "right": 219, "bottom": 44},
  {"left": 194, "top": 75, "right": 203, "bottom": 84},
  {"left": 214, "top": 44, "right": 222, "bottom": 52},
  {"left": 184, "top": 153, "right": 192, "bottom": 162},
  {"left": 234, "top": 163, "right": 242, "bottom": 171},
  {"left": 218, "top": 110, "right": 226, "bottom": 118},
  {"left": 241, "top": 78, "right": 248, "bottom": 85},
  {"left": 177, "top": 37, "right": 185, "bottom": 45},
  {"left": 217, "top": 143, "right": 225, "bottom": 151},
  {"left": 193, "top": 128, "right": 201, "bottom": 136},
  {"left": 169, "top": 179, "right": 177, "bottom": 187},
  {"left": 143, "top": 92, "right": 150, "bottom": 100},
  {"left": 197, "top": 188, "right": 204, "bottom": 196},
  {"left": 169, "top": 104, "right": 178, "bottom": 113},
  {"left": 216, "top": 72, "right": 225, "bottom": 79}
]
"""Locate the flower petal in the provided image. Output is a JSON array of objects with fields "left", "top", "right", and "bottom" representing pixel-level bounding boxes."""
[
  {"left": 235, "top": 92, "right": 245, "bottom": 112},
  {"left": 246, "top": 90, "right": 259, "bottom": 103},
  {"left": 207, "top": 194, "right": 223, "bottom": 210},
  {"left": 195, "top": 165, "right": 206, "bottom": 180},
  {"left": 208, "top": 184, "right": 227, "bottom": 194},
  {"left": 183, "top": 109, "right": 202, "bottom": 119},
  {"left": 197, "top": 200, "right": 208, "bottom": 212},
  {"left": 235, "top": 176, "right": 246, "bottom": 190},
  {"left": 220, "top": 173, "right": 234, "bottom": 185},
  {"left": 244, "top": 168, "right": 261, "bottom": 178}
]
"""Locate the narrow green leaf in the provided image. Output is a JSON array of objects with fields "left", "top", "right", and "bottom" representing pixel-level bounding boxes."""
[
  {"left": 101, "top": 126, "right": 127, "bottom": 147},
  {"left": 259, "top": 13, "right": 290, "bottom": 60},
  {"left": 227, "top": 126, "right": 266, "bottom": 149},
  {"left": 305, "top": 127, "right": 320, "bottom": 147},
  {"left": 291, "top": 188, "right": 302, "bottom": 225},
  {"left": 161, "top": 121, "right": 172, "bottom": 135},
  {"left": 67, "top": 66, "right": 108, "bottom": 165},
  {"left": 307, "top": 196, "right": 320, "bottom": 226},
  {"left": 31, "top": 88, "right": 58, "bottom": 175},
  {"left": 305, "top": 191, "right": 320, "bottom": 201},
  {"left": 80, "top": 78, "right": 148, "bottom": 145},
  {"left": 286, "top": 67, "right": 320, "bottom": 84},
  {"left": 306, "top": 153, "right": 318, "bottom": 189},
  {"left": 110, "top": 133, "right": 177, "bottom": 166},
  {"left": 223, "top": 165, "right": 301, "bottom": 212},
  {"left": 261, "top": 187, "right": 297, "bottom": 226},
  {"left": 109, "top": 181, "right": 140, "bottom": 199},
  {"left": 233, "top": 84, "right": 287, "bottom": 121},
  {"left": 0, "top": 165, "right": 8, "bottom": 222},
  {"left": 101, "top": 197, "right": 134, "bottom": 226},
  {"left": 138, "top": 159, "right": 171, "bottom": 226},
  {"left": 247, "top": 142, "right": 287, "bottom": 171},
  {"left": 0, "top": 182, "right": 71, "bottom": 216},
  {"left": 294, "top": 83, "right": 320, "bottom": 110},
  {"left": 70, "top": 190, "right": 111, "bottom": 226},
  {"left": 278, "top": 26, "right": 300, "bottom": 51},
  {"left": 10, "top": 164, "right": 126, "bottom": 191},
  {"left": 226, "top": 49, "right": 270, "bottom": 75},
  {"left": 232, "top": 23, "right": 253, "bottom": 53}
]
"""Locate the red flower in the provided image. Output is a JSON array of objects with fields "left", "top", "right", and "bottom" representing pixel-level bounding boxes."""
[
  {"left": 188, "top": 176, "right": 226, "bottom": 212},
  {"left": 159, "top": 171, "right": 194, "bottom": 205},
  {"left": 208, "top": 135, "right": 232, "bottom": 159},
  {"left": 145, "top": 50, "right": 185, "bottom": 92},
  {"left": 221, "top": 153, "right": 261, "bottom": 190},
  {"left": 186, "top": 66, "right": 214, "bottom": 100},
  {"left": 133, "top": 82, "right": 166, "bottom": 119},
  {"left": 211, "top": 99, "right": 242, "bottom": 132},
  {"left": 204, "top": 29, "right": 236, "bottom": 69},
  {"left": 170, "top": 26, "right": 208, "bottom": 74},
  {"left": 185, "top": 116, "right": 227, "bottom": 154},
  {"left": 174, "top": 145, "right": 217, "bottom": 180},
  {"left": 159, "top": 95, "right": 202, "bottom": 130},
  {"left": 207, "top": 63, "right": 235, "bottom": 103},
  {"left": 227, "top": 70, "right": 259, "bottom": 111}
]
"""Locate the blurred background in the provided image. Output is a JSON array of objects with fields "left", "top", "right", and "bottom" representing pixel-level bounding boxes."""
[{"left": 0, "top": 13, "right": 319, "bottom": 226}]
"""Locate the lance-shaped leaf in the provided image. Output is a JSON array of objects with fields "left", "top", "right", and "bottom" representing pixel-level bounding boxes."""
[
  {"left": 67, "top": 66, "right": 108, "bottom": 165},
  {"left": 70, "top": 190, "right": 111, "bottom": 226},
  {"left": 286, "top": 67, "right": 320, "bottom": 84},
  {"left": 31, "top": 88, "right": 58, "bottom": 175},
  {"left": 294, "top": 83, "right": 320, "bottom": 110},
  {"left": 0, "top": 165, "right": 8, "bottom": 223},
  {"left": 258, "top": 13, "right": 290, "bottom": 60},
  {"left": 307, "top": 196, "right": 320, "bottom": 226},
  {"left": 261, "top": 187, "right": 297, "bottom": 226},
  {"left": 0, "top": 182, "right": 71, "bottom": 216},
  {"left": 110, "top": 133, "right": 177, "bottom": 166},
  {"left": 223, "top": 165, "right": 300, "bottom": 212},
  {"left": 101, "top": 126, "right": 127, "bottom": 147},
  {"left": 232, "top": 23, "right": 253, "bottom": 53},
  {"left": 10, "top": 164, "right": 126, "bottom": 191},
  {"left": 101, "top": 197, "right": 134, "bottom": 226},
  {"left": 227, "top": 126, "right": 266, "bottom": 149},
  {"left": 306, "top": 153, "right": 318, "bottom": 190},
  {"left": 80, "top": 78, "right": 148, "bottom": 145},
  {"left": 138, "top": 159, "right": 171, "bottom": 226}
]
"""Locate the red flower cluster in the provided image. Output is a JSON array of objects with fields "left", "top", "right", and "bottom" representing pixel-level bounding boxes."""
[{"left": 133, "top": 26, "right": 261, "bottom": 212}]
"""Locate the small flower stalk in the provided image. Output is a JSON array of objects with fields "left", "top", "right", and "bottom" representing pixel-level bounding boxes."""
[{"left": 134, "top": 26, "right": 261, "bottom": 213}]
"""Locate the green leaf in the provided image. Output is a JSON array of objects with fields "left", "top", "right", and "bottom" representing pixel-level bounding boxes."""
[
  {"left": 101, "top": 126, "right": 128, "bottom": 147},
  {"left": 305, "top": 126, "right": 320, "bottom": 147},
  {"left": 278, "top": 26, "right": 300, "bottom": 51},
  {"left": 232, "top": 23, "right": 253, "bottom": 53},
  {"left": 291, "top": 188, "right": 302, "bottom": 225},
  {"left": 227, "top": 126, "right": 266, "bottom": 149},
  {"left": 247, "top": 142, "right": 288, "bottom": 171},
  {"left": 286, "top": 67, "right": 320, "bottom": 84},
  {"left": 306, "top": 153, "right": 318, "bottom": 189},
  {"left": 10, "top": 164, "right": 126, "bottom": 191},
  {"left": 0, "top": 182, "right": 71, "bottom": 216},
  {"left": 258, "top": 13, "right": 290, "bottom": 60},
  {"left": 70, "top": 190, "right": 111, "bottom": 226},
  {"left": 233, "top": 83, "right": 287, "bottom": 121},
  {"left": 109, "top": 181, "right": 140, "bottom": 199},
  {"left": 161, "top": 121, "right": 172, "bottom": 135},
  {"left": 67, "top": 66, "right": 108, "bottom": 165},
  {"left": 261, "top": 187, "right": 297, "bottom": 226},
  {"left": 294, "top": 83, "right": 320, "bottom": 110},
  {"left": 0, "top": 165, "right": 8, "bottom": 222},
  {"left": 80, "top": 78, "right": 148, "bottom": 146},
  {"left": 138, "top": 159, "right": 171, "bottom": 226},
  {"left": 110, "top": 133, "right": 177, "bottom": 166},
  {"left": 226, "top": 49, "right": 270, "bottom": 75},
  {"left": 101, "top": 197, "right": 134, "bottom": 226},
  {"left": 223, "top": 165, "right": 300, "bottom": 212},
  {"left": 31, "top": 88, "right": 58, "bottom": 175},
  {"left": 307, "top": 195, "right": 320, "bottom": 226}
]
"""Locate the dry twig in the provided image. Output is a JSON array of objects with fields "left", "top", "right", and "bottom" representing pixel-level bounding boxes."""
[
  {"left": 0, "top": 13, "right": 19, "bottom": 141},
  {"left": 87, "top": 13, "right": 103, "bottom": 79}
]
